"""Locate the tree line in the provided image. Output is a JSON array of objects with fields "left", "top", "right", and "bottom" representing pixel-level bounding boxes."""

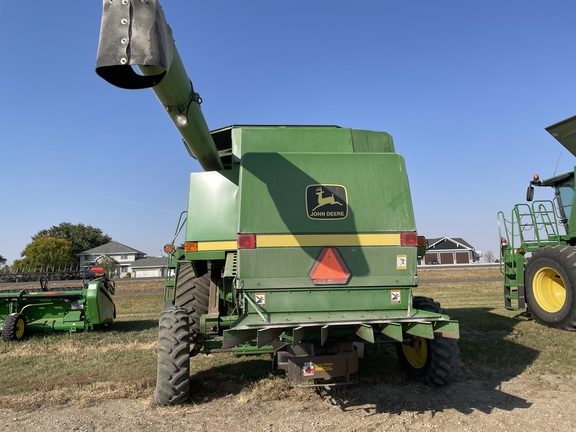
[{"left": 1, "top": 222, "right": 111, "bottom": 270}]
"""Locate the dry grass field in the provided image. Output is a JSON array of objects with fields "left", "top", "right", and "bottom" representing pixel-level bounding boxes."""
[{"left": 2, "top": 266, "right": 576, "bottom": 431}]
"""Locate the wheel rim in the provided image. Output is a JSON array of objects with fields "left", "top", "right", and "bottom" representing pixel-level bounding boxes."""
[
  {"left": 402, "top": 337, "right": 428, "bottom": 369},
  {"left": 14, "top": 317, "right": 25, "bottom": 340},
  {"left": 533, "top": 267, "right": 567, "bottom": 313}
]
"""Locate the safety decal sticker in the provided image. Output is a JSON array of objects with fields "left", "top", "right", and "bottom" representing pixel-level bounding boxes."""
[
  {"left": 255, "top": 293, "right": 266, "bottom": 307},
  {"left": 306, "top": 184, "right": 348, "bottom": 220},
  {"left": 396, "top": 255, "right": 407, "bottom": 270},
  {"left": 303, "top": 362, "right": 315, "bottom": 376},
  {"left": 391, "top": 290, "right": 401, "bottom": 304}
]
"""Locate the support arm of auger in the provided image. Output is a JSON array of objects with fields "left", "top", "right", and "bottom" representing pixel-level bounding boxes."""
[{"left": 95, "top": 0, "right": 223, "bottom": 171}]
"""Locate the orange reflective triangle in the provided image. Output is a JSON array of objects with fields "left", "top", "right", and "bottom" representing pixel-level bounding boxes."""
[{"left": 309, "top": 247, "right": 350, "bottom": 285}]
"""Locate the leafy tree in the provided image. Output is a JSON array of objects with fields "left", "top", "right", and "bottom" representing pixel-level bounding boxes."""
[
  {"left": 0, "top": 255, "right": 6, "bottom": 269},
  {"left": 17, "top": 237, "right": 76, "bottom": 268},
  {"left": 32, "top": 222, "right": 112, "bottom": 264},
  {"left": 98, "top": 254, "right": 118, "bottom": 278}
]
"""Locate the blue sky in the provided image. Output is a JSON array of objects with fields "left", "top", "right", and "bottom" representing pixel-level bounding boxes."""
[{"left": 1, "top": 1, "right": 576, "bottom": 264}]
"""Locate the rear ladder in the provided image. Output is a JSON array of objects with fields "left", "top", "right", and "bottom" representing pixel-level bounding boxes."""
[{"left": 498, "top": 200, "right": 561, "bottom": 310}]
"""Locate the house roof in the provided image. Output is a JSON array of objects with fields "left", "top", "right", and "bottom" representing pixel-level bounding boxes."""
[
  {"left": 130, "top": 257, "right": 168, "bottom": 269},
  {"left": 78, "top": 241, "right": 145, "bottom": 255},
  {"left": 427, "top": 237, "right": 475, "bottom": 250}
]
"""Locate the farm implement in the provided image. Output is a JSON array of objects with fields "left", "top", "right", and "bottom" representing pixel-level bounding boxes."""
[
  {"left": 95, "top": 0, "right": 460, "bottom": 405},
  {"left": 499, "top": 115, "right": 576, "bottom": 330},
  {"left": 0, "top": 266, "right": 116, "bottom": 341}
]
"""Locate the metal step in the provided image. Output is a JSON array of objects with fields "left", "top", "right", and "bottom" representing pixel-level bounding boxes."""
[{"left": 504, "top": 285, "right": 525, "bottom": 311}]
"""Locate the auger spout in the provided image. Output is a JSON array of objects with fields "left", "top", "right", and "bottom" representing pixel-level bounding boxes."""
[{"left": 95, "top": 0, "right": 223, "bottom": 171}]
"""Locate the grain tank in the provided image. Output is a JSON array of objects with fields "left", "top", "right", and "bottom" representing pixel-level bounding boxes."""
[{"left": 96, "top": 0, "right": 459, "bottom": 406}]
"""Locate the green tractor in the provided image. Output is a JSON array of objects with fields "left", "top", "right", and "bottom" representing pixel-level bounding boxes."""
[
  {"left": 96, "top": 0, "right": 460, "bottom": 406},
  {"left": 499, "top": 115, "right": 576, "bottom": 330}
]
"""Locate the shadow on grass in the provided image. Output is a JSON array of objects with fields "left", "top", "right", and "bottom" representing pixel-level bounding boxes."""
[
  {"left": 111, "top": 319, "right": 158, "bottom": 332},
  {"left": 322, "top": 306, "right": 538, "bottom": 415},
  {"left": 323, "top": 369, "right": 533, "bottom": 416},
  {"left": 187, "top": 358, "right": 275, "bottom": 403},
  {"left": 181, "top": 306, "right": 539, "bottom": 415}
]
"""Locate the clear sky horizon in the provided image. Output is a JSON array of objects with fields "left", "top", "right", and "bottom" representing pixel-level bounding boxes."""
[{"left": 1, "top": 1, "right": 576, "bottom": 265}]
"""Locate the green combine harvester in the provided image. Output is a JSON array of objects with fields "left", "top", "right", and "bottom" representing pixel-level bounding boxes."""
[
  {"left": 96, "top": 0, "right": 460, "bottom": 405},
  {"left": 499, "top": 115, "right": 576, "bottom": 330},
  {"left": 0, "top": 266, "right": 116, "bottom": 342}
]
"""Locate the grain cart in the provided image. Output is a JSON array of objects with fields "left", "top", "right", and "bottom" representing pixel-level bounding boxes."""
[
  {"left": 96, "top": 0, "right": 460, "bottom": 406},
  {"left": 0, "top": 266, "right": 116, "bottom": 341},
  {"left": 498, "top": 115, "right": 576, "bottom": 330}
]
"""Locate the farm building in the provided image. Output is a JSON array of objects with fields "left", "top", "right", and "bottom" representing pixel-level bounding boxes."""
[
  {"left": 78, "top": 241, "right": 167, "bottom": 278},
  {"left": 423, "top": 237, "right": 481, "bottom": 265}
]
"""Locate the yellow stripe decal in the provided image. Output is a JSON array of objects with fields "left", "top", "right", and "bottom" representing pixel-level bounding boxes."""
[
  {"left": 257, "top": 233, "right": 401, "bottom": 247},
  {"left": 197, "top": 241, "right": 237, "bottom": 251},
  {"left": 195, "top": 234, "right": 401, "bottom": 251}
]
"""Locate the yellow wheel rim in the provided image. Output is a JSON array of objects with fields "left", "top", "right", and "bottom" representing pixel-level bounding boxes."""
[
  {"left": 532, "top": 267, "right": 567, "bottom": 313},
  {"left": 402, "top": 337, "right": 428, "bottom": 369},
  {"left": 14, "top": 317, "right": 25, "bottom": 340}
]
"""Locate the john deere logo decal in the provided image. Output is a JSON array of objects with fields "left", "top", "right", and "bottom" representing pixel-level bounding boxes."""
[{"left": 306, "top": 184, "right": 348, "bottom": 220}]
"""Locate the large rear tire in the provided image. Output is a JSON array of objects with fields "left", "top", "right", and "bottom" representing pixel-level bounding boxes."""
[
  {"left": 175, "top": 262, "right": 210, "bottom": 334},
  {"left": 396, "top": 296, "right": 460, "bottom": 386},
  {"left": 525, "top": 245, "right": 576, "bottom": 330},
  {"left": 154, "top": 307, "right": 190, "bottom": 406},
  {"left": 2, "top": 313, "right": 27, "bottom": 342}
]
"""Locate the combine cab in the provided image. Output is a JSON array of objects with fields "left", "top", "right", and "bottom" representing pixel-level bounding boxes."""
[
  {"left": 95, "top": 0, "right": 460, "bottom": 405},
  {"left": 499, "top": 115, "right": 576, "bottom": 330},
  {"left": 0, "top": 266, "right": 116, "bottom": 341}
]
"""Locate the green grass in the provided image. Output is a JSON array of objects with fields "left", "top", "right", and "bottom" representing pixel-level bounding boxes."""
[
  {"left": 1, "top": 268, "right": 576, "bottom": 409},
  {"left": 0, "top": 289, "right": 164, "bottom": 408},
  {"left": 416, "top": 270, "right": 576, "bottom": 376}
]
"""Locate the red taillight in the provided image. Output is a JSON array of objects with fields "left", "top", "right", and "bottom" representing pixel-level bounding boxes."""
[
  {"left": 237, "top": 234, "right": 256, "bottom": 249},
  {"left": 401, "top": 232, "right": 418, "bottom": 246}
]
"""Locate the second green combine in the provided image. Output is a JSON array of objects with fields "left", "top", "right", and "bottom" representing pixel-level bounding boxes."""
[{"left": 499, "top": 115, "right": 576, "bottom": 330}]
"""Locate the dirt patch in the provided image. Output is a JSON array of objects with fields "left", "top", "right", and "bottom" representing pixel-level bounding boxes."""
[{"left": 2, "top": 371, "right": 575, "bottom": 431}]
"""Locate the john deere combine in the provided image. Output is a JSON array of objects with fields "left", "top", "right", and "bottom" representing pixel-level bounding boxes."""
[
  {"left": 499, "top": 115, "right": 576, "bottom": 330},
  {"left": 0, "top": 266, "right": 116, "bottom": 341},
  {"left": 96, "top": 0, "right": 460, "bottom": 406}
]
